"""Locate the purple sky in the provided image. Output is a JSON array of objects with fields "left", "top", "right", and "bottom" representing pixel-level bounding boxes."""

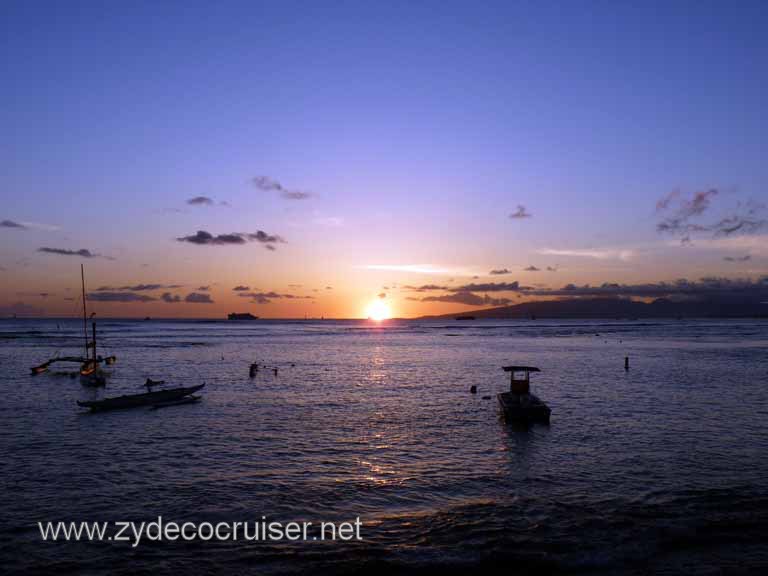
[{"left": 1, "top": 1, "right": 767, "bottom": 317}]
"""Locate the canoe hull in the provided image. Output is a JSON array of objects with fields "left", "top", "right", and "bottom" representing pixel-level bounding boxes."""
[{"left": 78, "top": 384, "right": 205, "bottom": 411}]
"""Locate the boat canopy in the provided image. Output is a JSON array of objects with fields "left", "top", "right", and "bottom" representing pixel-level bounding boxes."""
[{"left": 502, "top": 366, "right": 540, "bottom": 373}]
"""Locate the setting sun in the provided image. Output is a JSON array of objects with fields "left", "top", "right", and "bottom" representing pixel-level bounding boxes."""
[{"left": 365, "top": 300, "right": 392, "bottom": 321}]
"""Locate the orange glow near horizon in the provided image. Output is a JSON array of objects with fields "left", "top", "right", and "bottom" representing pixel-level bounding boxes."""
[{"left": 365, "top": 300, "right": 392, "bottom": 321}]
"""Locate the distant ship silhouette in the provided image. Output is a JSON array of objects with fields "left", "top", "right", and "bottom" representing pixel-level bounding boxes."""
[{"left": 228, "top": 312, "right": 259, "bottom": 321}]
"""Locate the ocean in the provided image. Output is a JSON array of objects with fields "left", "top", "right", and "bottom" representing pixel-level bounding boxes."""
[{"left": 1, "top": 318, "right": 768, "bottom": 574}]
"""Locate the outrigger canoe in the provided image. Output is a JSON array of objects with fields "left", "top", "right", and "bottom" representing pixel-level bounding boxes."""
[{"left": 77, "top": 384, "right": 204, "bottom": 412}]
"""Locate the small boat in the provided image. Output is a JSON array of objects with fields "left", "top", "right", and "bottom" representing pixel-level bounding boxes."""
[
  {"left": 30, "top": 265, "right": 116, "bottom": 384},
  {"left": 497, "top": 366, "right": 551, "bottom": 423},
  {"left": 77, "top": 384, "right": 205, "bottom": 412}
]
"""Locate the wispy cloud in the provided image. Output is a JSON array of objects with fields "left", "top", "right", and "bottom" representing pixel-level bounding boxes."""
[
  {"left": 524, "top": 265, "right": 540, "bottom": 271},
  {"left": 358, "top": 264, "right": 473, "bottom": 276},
  {"left": 452, "top": 282, "right": 521, "bottom": 293},
  {"left": 403, "top": 284, "right": 449, "bottom": 292},
  {"left": 2, "top": 220, "right": 60, "bottom": 231},
  {"left": 177, "top": 230, "right": 285, "bottom": 249},
  {"left": 723, "top": 255, "right": 751, "bottom": 262},
  {"left": 238, "top": 291, "right": 315, "bottom": 304},
  {"left": 538, "top": 248, "right": 634, "bottom": 261},
  {"left": 96, "top": 284, "right": 182, "bottom": 292},
  {"left": 489, "top": 268, "right": 511, "bottom": 275},
  {"left": 655, "top": 189, "right": 767, "bottom": 244},
  {"left": 187, "top": 196, "right": 214, "bottom": 206},
  {"left": 87, "top": 292, "right": 156, "bottom": 302},
  {"left": 252, "top": 176, "right": 312, "bottom": 200},
  {"left": 161, "top": 292, "right": 181, "bottom": 303},
  {"left": 232, "top": 285, "right": 250, "bottom": 291},
  {"left": 313, "top": 216, "right": 343, "bottom": 227},
  {"left": 38, "top": 247, "right": 107, "bottom": 259},
  {"left": 509, "top": 205, "right": 532, "bottom": 219},
  {"left": 1, "top": 219, "right": 26, "bottom": 229}
]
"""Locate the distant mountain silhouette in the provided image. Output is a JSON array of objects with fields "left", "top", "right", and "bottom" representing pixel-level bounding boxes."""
[{"left": 420, "top": 297, "right": 768, "bottom": 319}]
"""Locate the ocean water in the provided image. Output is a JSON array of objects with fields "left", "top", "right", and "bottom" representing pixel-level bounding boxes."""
[{"left": 1, "top": 318, "right": 768, "bottom": 574}]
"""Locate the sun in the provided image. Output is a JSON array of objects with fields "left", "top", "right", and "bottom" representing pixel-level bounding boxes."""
[{"left": 365, "top": 300, "right": 392, "bottom": 321}]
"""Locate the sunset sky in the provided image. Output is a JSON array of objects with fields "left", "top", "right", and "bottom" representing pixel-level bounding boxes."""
[{"left": 1, "top": 1, "right": 767, "bottom": 318}]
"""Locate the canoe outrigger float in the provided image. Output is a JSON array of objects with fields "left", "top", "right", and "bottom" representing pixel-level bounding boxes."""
[
  {"left": 77, "top": 384, "right": 205, "bottom": 412},
  {"left": 31, "top": 354, "right": 116, "bottom": 376},
  {"left": 30, "top": 264, "right": 116, "bottom": 385},
  {"left": 497, "top": 366, "right": 551, "bottom": 423}
]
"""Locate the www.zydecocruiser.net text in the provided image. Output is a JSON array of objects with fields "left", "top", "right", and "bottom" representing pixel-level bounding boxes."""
[{"left": 38, "top": 516, "right": 364, "bottom": 547}]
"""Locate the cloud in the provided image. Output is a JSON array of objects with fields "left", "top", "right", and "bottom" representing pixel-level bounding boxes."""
[
  {"left": 489, "top": 268, "right": 511, "bottom": 275},
  {"left": 197, "top": 285, "right": 210, "bottom": 291},
  {"left": 451, "top": 282, "right": 521, "bottom": 292},
  {"left": 655, "top": 188, "right": 767, "bottom": 244},
  {"left": 247, "top": 231, "right": 284, "bottom": 244},
  {"left": 232, "top": 285, "right": 250, "bottom": 291},
  {"left": 252, "top": 176, "right": 312, "bottom": 200},
  {"left": 313, "top": 216, "right": 343, "bottom": 227},
  {"left": 87, "top": 292, "right": 156, "bottom": 302},
  {"left": 187, "top": 196, "right": 214, "bottom": 206},
  {"left": 185, "top": 292, "right": 214, "bottom": 304},
  {"left": 525, "top": 277, "right": 768, "bottom": 301},
  {"left": 177, "top": 231, "right": 246, "bottom": 245},
  {"left": 378, "top": 292, "right": 386, "bottom": 299},
  {"left": 509, "top": 205, "right": 532, "bottom": 219},
  {"left": 524, "top": 266, "right": 540, "bottom": 271},
  {"left": 411, "top": 277, "right": 768, "bottom": 308},
  {"left": 537, "top": 248, "right": 634, "bottom": 261},
  {"left": 546, "top": 266, "right": 557, "bottom": 272},
  {"left": 238, "top": 291, "right": 314, "bottom": 304},
  {"left": 123, "top": 284, "right": 165, "bottom": 291},
  {"left": 358, "top": 264, "right": 472, "bottom": 275},
  {"left": 402, "top": 284, "right": 449, "bottom": 292},
  {"left": 38, "top": 247, "right": 98, "bottom": 258},
  {"left": 161, "top": 292, "right": 181, "bottom": 303},
  {"left": 723, "top": 255, "right": 751, "bottom": 262},
  {"left": 655, "top": 190, "right": 681, "bottom": 212},
  {"left": 421, "top": 291, "right": 513, "bottom": 306},
  {"left": 1, "top": 219, "right": 26, "bottom": 229},
  {"left": 3, "top": 220, "right": 60, "bottom": 231},
  {"left": 177, "top": 230, "right": 285, "bottom": 249},
  {"left": 95, "top": 284, "right": 181, "bottom": 292}
]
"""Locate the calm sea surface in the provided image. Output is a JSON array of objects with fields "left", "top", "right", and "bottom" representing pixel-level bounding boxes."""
[{"left": 2, "top": 318, "right": 768, "bottom": 574}]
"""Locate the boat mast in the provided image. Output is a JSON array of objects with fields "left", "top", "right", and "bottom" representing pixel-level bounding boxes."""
[{"left": 80, "top": 263, "right": 90, "bottom": 361}]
